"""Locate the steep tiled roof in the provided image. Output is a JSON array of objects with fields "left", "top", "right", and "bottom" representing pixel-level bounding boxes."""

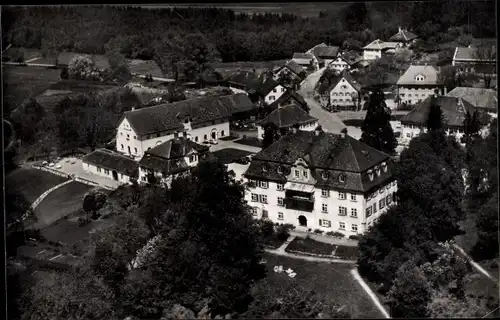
[
  {"left": 339, "top": 50, "right": 362, "bottom": 65},
  {"left": 281, "top": 60, "right": 305, "bottom": 76},
  {"left": 329, "top": 70, "right": 363, "bottom": 92},
  {"left": 293, "top": 52, "right": 314, "bottom": 60},
  {"left": 313, "top": 46, "right": 339, "bottom": 59},
  {"left": 389, "top": 28, "right": 418, "bottom": 42},
  {"left": 397, "top": 65, "right": 442, "bottom": 86},
  {"left": 257, "top": 104, "right": 318, "bottom": 128},
  {"left": 248, "top": 74, "right": 281, "bottom": 97},
  {"left": 400, "top": 95, "right": 476, "bottom": 127},
  {"left": 268, "top": 90, "right": 308, "bottom": 110},
  {"left": 244, "top": 130, "right": 392, "bottom": 192},
  {"left": 446, "top": 87, "right": 497, "bottom": 111},
  {"left": 219, "top": 93, "right": 256, "bottom": 114},
  {"left": 127, "top": 59, "right": 164, "bottom": 78},
  {"left": 138, "top": 138, "right": 209, "bottom": 174},
  {"left": 57, "top": 52, "right": 110, "bottom": 69},
  {"left": 83, "top": 149, "right": 138, "bottom": 176},
  {"left": 122, "top": 95, "right": 233, "bottom": 136},
  {"left": 453, "top": 46, "right": 497, "bottom": 62},
  {"left": 363, "top": 39, "right": 399, "bottom": 50}
]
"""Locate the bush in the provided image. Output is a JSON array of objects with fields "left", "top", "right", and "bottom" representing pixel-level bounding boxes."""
[
  {"left": 258, "top": 219, "right": 275, "bottom": 239},
  {"left": 313, "top": 229, "right": 324, "bottom": 234},
  {"left": 325, "top": 231, "right": 335, "bottom": 237},
  {"left": 282, "top": 223, "right": 295, "bottom": 230},
  {"left": 308, "top": 228, "right": 312, "bottom": 232},
  {"left": 349, "top": 235, "right": 360, "bottom": 240},
  {"left": 275, "top": 225, "right": 290, "bottom": 242},
  {"left": 489, "top": 260, "right": 498, "bottom": 269},
  {"left": 331, "top": 231, "right": 345, "bottom": 238}
]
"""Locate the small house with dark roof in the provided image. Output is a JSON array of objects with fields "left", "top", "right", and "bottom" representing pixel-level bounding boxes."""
[
  {"left": 256, "top": 104, "right": 319, "bottom": 140},
  {"left": 363, "top": 39, "right": 400, "bottom": 61},
  {"left": 243, "top": 128, "right": 397, "bottom": 235},
  {"left": 399, "top": 95, "right": 485, "bottom": 145},
  {"left": 137, "top": 136, "right": 210, "bottom": 185},
  {"left": 227, "top": 71, "right": 260, "bottom": 91},
  {"left": 292, "top": 52, "right": 318, "bottom": 70},
  {"left": 82, "top": 149, "right": 139, "bottom": 184},
  {"left": 273, "top": 60, "right": 307, "bottom": 83},
  {"left": 328, "top": 70, "right": 364, "bottom": 111},
  {"left": 327, "top": 51, "right": 362, "bottom": 72},
  {"left": 307, "top": 44, "right": 340, "bottom": 66},
  {"left": 268, "top": 90, "right": 309, "bottom": 113},
  {"left": 388, "top": 27, "right": 418, "bottom": 47},
  {"left": 246, "top": 73, "right": 288, "bottom": 105},
  {"left": 396, "top": 65, "right": 445, "bottom": 106},
  {"left": 127, "top": 59, "right": 165, "bottom": 79},
  {"left": 452, "top": 46, "right": 496, "bottom": 74},
  {"left": 116, "top": 94, "right": 250, "bottom": 159},
  {"left": 446, "top": 87, "right": 497, "bottom": 114}
]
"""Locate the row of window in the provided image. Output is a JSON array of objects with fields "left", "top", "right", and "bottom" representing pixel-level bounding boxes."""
[
  {"left": 331, "top": 92, "right": 356, "bottom": 97},
  {"left": 323, "top": 204, "right": 358, "bottom": 217},
  {"left": 120, "top": 133, "right": 137, "bottom": 140},
  {"left": 251, "top": 193, "right": 268, "bottom": 204},
  {"left": 400, "top": 93, "right": 430, "bottom": 98},
  {"left": 366, "top": 194, "right": 394, "bottom": 217},
  {"left": 96, "top": 167, "right": 110, "bottom": 175},
  {"left": 272, "top": 87, "right": 287, "bottom": 93},
  {"left": 331, "top": 99, "right": 354, "bottom": 103},
  {"left": 366, "top": 182, "right": 395, "bottom": 200}
]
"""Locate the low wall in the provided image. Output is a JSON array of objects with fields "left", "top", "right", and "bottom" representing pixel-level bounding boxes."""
[
  {"left": 32, "top": 165, "right": 72, "bottom": 179},
  {"left": 285, "top": 248, "right": 357, "bottom": 262}
]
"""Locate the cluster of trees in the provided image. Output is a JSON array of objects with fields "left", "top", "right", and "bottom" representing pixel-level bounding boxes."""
[
  {"left": 9, "top": 86, "right": 141, "bottom": 159},
  {"left": 3, "top": 2, "right": 494, "bottom": 79},
  {"left": 358, "top": 98, "right": 498, "bottom": 317},
  {"left": 14, "top": 160, "right": 347, "bottom": 319}
]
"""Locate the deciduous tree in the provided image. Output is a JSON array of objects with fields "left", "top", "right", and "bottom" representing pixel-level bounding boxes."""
[{"left": 262, "top": 122, "right": 282, "bottom": 149}]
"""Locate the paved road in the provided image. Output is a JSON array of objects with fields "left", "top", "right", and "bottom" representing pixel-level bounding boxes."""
[{"left": 299, "top": 68, "right": 347, "bottom": 134}]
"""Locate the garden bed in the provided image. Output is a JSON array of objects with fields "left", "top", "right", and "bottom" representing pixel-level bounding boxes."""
[
  {"left": 286, "top": 237, "right": 360, "bottom": 260},
  {"left": 234, "top": 137, "right": 262, "bottom": 148}
]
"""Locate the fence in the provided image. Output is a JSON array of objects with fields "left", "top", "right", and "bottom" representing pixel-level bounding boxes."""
[{"left": 32, "top": 164, "right": 72, "bottom": 179}]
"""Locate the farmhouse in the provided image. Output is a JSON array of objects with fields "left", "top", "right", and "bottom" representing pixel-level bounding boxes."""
[
  {"left": 82, "top": 149, "right": 139, "bottom": 184},
  {"left": 362, "top": 39, "right": 399, "bottom": 61},
  {"left": 268, "top": 89, "right": 309, "bottom": 112},
  {"left": 292, "top": 52, "right": 318, "bottom": 70},
  {"left": 388, "top": 27, "right": 418, "bottom": 47},
  {"left": 273, "top": 60, "right": 306, "bottom": 82},
  {"left": 399, "top": 95, "right": 486, "bottom": 145},
  {"left": 137, "top": 135, "right": 210, "bottom": 186},
  {"left": 227, "top": 71, "right": 260, "bottom": 91},
  {"left": 116, "top": 94, "right": 252, "bottom": 159},
  {"left": 247, "top": 74, "right": 288, "bottom": 105},
  {"left": 452, "top": 46, "right": 496, "bottom": 74},
  {"left": 328, "top": 70, "right": 364, "bottom": 111},
  {"left": 127, "top": 59, "right": 164, "bottom": 79},
  {"left": 396, "top": 65, "right": 445, "bottom": 106},
  {"left": 307, "top": 44, "right": 340, "bottom": 66},
  {"left": 256, "top": 104, "right": 319, "bottom": 140},
  {"left": 446, "top": 87, "right": 497, "bottom": 114},
  {"left": 244, "top": 128, "right": 397, "bottom": 236}
]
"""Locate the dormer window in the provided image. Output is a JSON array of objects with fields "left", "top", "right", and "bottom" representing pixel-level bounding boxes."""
[
  {"left": 368, "top": 169, "right": 374, "bottom": 181},
  {"left": 415, "top": 74, "right": 425, "bottom": 82},
  {"left": 339, "top": 174, "right": 346, "bottom": 183},
  {"left": 382, "top": 162, "right": 388, "bottom": 172},
  {"left": 376, "top": 166, "right": 381, "bottom": 176},
  {"left": 322, "top": 171, "right": 329, "bottom": 180}
]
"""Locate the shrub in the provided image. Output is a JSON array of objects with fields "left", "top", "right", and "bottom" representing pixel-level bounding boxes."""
[
  {"left": 308, "top": 228, "right": 312, "bottom": 232},
  {"left": 325, "top": 231, "right": 335, "bottom": 237},
  {"left": 275, "top": 224, "right": 290, "bottom": 241},
  {"left": 283, "top": 223, "right": 295, "bottom": 230},
  {"left": 258, "top": 219, "right": 275, "bottom": 239},
  {"left": 490, "top": 260, "right": 498, "bottom": 269},
  {"left": 349, "top": 235, "right": 360, "bottom": 240},
  {"left": 313, "top": 229, "right": 323, "bottom": 234},
  {"left": 332, "top": 231, "right": 345, "bottom": 238}
]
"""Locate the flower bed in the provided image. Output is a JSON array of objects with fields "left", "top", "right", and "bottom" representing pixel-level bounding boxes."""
[{"left": 285, "top": 237, "right": 360, "bottom": 260}]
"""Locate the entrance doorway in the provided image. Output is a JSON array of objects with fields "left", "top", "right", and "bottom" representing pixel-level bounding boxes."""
[
  {"left": 211, "top": 130, "right": 217, "bottom": 140},
  {"left": 127, "top": 146, "right": 131, "bottom": 154},
  {"left": 112, "top": 170, "right": 118, "bottom": 181},
  {"left": 298, "top": 215, "right": 307, "bottom": 227}
]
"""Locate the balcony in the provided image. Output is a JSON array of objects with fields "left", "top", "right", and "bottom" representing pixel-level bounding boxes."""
[{"left": 284, "top": 197, "right": 314, "bottom": 212}]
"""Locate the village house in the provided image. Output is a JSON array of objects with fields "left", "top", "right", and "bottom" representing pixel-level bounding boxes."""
[
  {"left": 399, "top": 95, "right": 488, "bottom": 145},
  {"left": 127, "top": 59, "right": 169, "bottom": 81},
  {"left": 307, "top": 44, "right": 340, "bottom": 66},
  {"left": 256, "top": 104, "right": 319, "bottom": 140},
  {"left": 446, "top": 87, "right": 497, "bottom": 115},
  {"left": 227, "top": 70, "right": 260, "bottom": 91},
  {"left": 452, "top": 46, "right": 496, "bottom": 74},
  {"left": 388, "top": 27, "right": 418, "bottom": 48},
  {"left": 137, "top": 135, "right": 210, "bottom": 186},
  {"left": 292, "top": 52, "right": 318, "bottom": 70},
  {"left": 396, "top": 65, "right": 445, "bottom": 106},
  {"left": 362, "top": 39, "right": 399, "bottom": 61},
  {"left": 116, "top": 94, "right": 252, "bottom": 159},
  {"left": 82, "top": 149, "right": 139, "bottom": 184},
  {"left": 267, "top": 89, "right": 309, "bottom": 112},
  {"left": 247, "top": 74, "right": 288, "bottom": 106},
  {"left": 272, "top": 60, "right": 306, "bottom": 83},
  {"left": 328, "top": 70, "right": 364, "bottom": 111},
  {"left": 244, "top": 128, "right": 397, "bottom": 236},
  {"left": 327, "top": 50, "right": 363, "bottom": 72}
]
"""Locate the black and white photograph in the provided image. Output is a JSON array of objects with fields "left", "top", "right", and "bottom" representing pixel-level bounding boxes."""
[{"left": 3, "top": 1, "right": 498, "bottom": 319}]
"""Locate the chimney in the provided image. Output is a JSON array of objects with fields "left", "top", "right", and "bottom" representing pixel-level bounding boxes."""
[{"left": 341, "top": 127, "right": 348, "bottom": 138}]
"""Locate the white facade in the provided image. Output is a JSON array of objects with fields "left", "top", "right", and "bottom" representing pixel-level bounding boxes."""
[
  {"left": 398, "top": 86, "right": 442, "bottom": 105},
  {"left": 399, "top": 123, "right": 465, "bottom": 146},
  {"left": 329, "top": 78, "right": 360, "bottom": 107},
  {"left": 82, "top": 161, "right": 133, "bottom": 184},
  {"left": 256, "top": 120, "right": 319, "bottom": 140},
  {"left": 116, "top": 118, "right": 230, "bottom": 160},
  {"left": 138, "top": 152, "right": 201, "bottom": 186},
  {"left": 363, "top": 49, "right": 382, "bottom": 61},
  {"left": 328, "top": 57, "right": 350, "bottom": 72},
  {"left": 264, "top": 84, "right": 287, "bottom": 105},
  {"left": 244, "top": 179, "right": 397, "bottom": 236}
]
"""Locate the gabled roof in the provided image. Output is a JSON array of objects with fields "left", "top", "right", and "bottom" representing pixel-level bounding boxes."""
[
  {"left": 257, "top": 104, "right": 318, "bottom": 128},
  {"left": 313, "top": 46, "right": 340, "bottom": 59},
  {"left": 400, "top": 95, "right": 476, "bottom": 127},
  {"left": 219, "top": 93, "right": 256, "bottom": 114},
  {"left": 122, "top": 95, "right": 233, "bottom": 136},
  {"left": 292, "top": 52, "right": 315, "bottom": 60},
  {"left": 453, "top": 46, "right": 497, "bottom": 62},
  {"left": 268, "top": 90, "right": 308, "bottom": 110},
  {"left": 337, "top": 50, "right": 362, "bottom": 65},
  {"left": 445, "top": 87, "right": 497, "bottom": 111},
  {"left": 138, "top": 137, "right": 209, "bottom": 174},
  {"left": 363, "top": 39, "right": 399, "bottom": 50},
  {"left": 244, "top": 130, "right": 392, "bottom": 192},
  {"left": 397, "top": 65, "right": 442, "bottom": 86},
  {"left": 83, "top": 149, "right": 138, "bottom": 176},
  {"left": 329, "top": 70, "right": 363, "bottom": 92},
  {"left": 57, "top": 52, "right": 110, "bottom": 69},
  {"left": 127, "top": 59, "right": 164, "bottom": 78},
  {"left": 247, "top": 73, "right": 281, "bottom": 97},
  {"left": 281, "top": 60, "right": 306, "bottom": 76},
  {"left": 389, "top": 28, "right": 418, "bottom": 42},
  {"left": 227, "top": 71, "right": 260, "bottom": 88}
]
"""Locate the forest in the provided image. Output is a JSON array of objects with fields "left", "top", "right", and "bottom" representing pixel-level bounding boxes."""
[{"left": 2, "top": 1, "right": 495, "bottom": 77}]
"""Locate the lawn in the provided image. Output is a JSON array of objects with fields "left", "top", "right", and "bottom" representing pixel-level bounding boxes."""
[
  {"left": 254, "top": 253, "right": 384, "bottom": 318},
  {"left": 3, "top": 65, "right": 62, "bottom": 112},
  {"left": 6, "top": 168, "right": 69, "bottom": 204},
  {"left": 212, "top": 148, "right": 254, "bottom": 164},
  {"left": 32, "top": 181, "right": 96, "bottom": 230},
  {"left": 234, "top": 136, "right": 262, "bottom": 148},
  {"left": 286, "top": 237, "right": 360, "bottom": 260}
]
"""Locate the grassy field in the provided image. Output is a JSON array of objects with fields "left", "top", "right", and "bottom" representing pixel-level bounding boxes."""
[
  {"left": 33, "top": 181, "right": 96, "bottom": 229},
  {"left": 6, "top": 168, "right": 69, "bottom": 204},
  {"left": 3, "top": 65, "right": 62, "bottom": 112},
  {"left": 212, "top": 148, "right": 254, "bottom": 164},
  {"left": 256, "top": 253, "right": 384, "bottom": 318}
]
